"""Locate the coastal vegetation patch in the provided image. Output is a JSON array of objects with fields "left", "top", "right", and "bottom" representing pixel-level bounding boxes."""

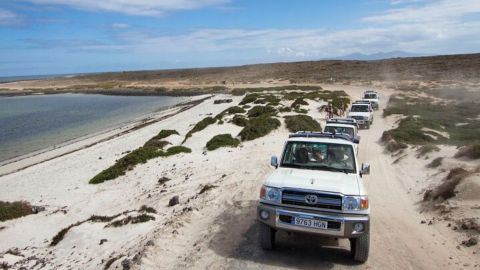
[
  {"left": 383, "top": 94, "right": 480, "bottom": 146},
  {"left": 238, "top": 116, "right": 281, "bottom": 141},
  {"left": 183, "top": 117, "right": 217, "bottom": 143},
  {"left": 284, "top": 115, "right": 322, "bottom": 133},
  {"left": 90, "top": 129, "right": 190, "bottom": 184},
  {"left": 206, "top": 134, "right": 240, "bottom": 151}
]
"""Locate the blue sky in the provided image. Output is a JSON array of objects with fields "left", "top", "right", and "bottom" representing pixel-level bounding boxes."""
[{"left": 1, "top": 0, "right": 480, "bottom": 76}]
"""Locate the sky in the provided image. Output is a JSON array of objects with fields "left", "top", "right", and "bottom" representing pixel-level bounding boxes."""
[{"left": 0, "top": 0, "right": 480, "bottom": 76}]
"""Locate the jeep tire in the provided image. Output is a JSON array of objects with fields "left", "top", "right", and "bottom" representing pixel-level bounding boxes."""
[
  {"left": 350, "top": 233, "right": 369, "bottom": 263},
  {"left": 258, "top": 222, "right": 275, "bottom": 250}
]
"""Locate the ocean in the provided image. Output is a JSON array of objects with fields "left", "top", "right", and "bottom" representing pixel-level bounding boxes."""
[{"left": 0, "top": 93, "right": 185, "bottom": 162}]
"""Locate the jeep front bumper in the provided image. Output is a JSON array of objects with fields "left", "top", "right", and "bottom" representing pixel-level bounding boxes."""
[{"left": 257, "top": 203, "right": 369, "bottom": 238}]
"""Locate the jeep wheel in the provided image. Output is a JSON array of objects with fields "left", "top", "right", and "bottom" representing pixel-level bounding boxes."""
[
  {"left": 258, "top": 222, "right": 275, "bottom": 250},
  {"left": 350, "top": 233, "right": 369, "bottom": 263}
]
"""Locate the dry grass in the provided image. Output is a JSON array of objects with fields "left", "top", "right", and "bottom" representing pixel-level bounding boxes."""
[
  {"left": 423, "top": 167, "right": 471, "bottom": 201},
  {"left": 0, "top": 201, "right": 34, "bottom": 222},
  {"left": 454, "top": 144, "right": 480, "bottom": 160}
]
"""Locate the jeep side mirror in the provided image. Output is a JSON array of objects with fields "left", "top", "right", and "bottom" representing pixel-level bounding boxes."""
[
  {"left": 271, "top": 156, "right": 278, "bottom": 168},
  {"left": 360, "top": 163, "right": 370, "bottom": 176},
  {"left": 353, "top": 138, "right": 360, "bottom": 144}
]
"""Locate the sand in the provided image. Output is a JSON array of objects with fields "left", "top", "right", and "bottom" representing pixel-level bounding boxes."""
[{"left": 0, "top": 84, "right": 479, "bottom": 269}]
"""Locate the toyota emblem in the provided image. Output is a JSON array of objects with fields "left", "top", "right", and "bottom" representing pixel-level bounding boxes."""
[{"left": 305, "top": 194, "right": 318, "bottom": 205}]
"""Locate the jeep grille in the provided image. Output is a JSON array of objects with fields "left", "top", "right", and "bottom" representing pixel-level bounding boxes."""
[{"left": 282, "top": 189, "right": 342, "bottom": 210}]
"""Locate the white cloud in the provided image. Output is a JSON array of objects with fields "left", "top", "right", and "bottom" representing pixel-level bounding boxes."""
[
  {"left": 21, "top": 0, "right": 230, "bottom": 16},
  {"left": 0, "top": 8, "right": 20, "bottom": 25},
  {"left": 17, "top": 0, "right": 480, "bottom": 61},
  {"left": 365, "top": 0, "right": 480, "bottom": 23}
]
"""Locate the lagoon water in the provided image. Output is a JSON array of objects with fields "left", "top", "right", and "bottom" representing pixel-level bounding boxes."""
[{"left": 0, "top": 93, "right": 185, "bottom": 162}]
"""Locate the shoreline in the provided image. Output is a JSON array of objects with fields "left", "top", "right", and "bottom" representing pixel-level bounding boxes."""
[{"left": 0, "top": 95, "right": 212, "bottom": 176}]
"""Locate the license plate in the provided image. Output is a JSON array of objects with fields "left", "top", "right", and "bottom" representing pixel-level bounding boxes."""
[{"left": 293, "top": 217, "right": 328, "bottom": 229}]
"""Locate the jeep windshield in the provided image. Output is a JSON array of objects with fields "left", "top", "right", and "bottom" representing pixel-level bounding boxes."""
[
  {"left": 281, "top": 141, "right": 356, "bottom": 173},
  {"left": 364, "top": 94, "right": 377, "bottom": 99},
  {"left": 350, "top": 105, "right": 369, "bottom": 112},
  {"left": 324, "top": 126, "right": 354, "bottom": 137}
]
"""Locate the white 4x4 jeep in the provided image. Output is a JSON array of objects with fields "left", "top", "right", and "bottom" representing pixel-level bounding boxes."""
[
  {"left": 347, "top": 102, "right": 373, "bottom": 129},
  {"left": 257, "top": 132, "right": 371, "bottom": 262},
  {"left": 362, "top": 91, "right": 379, "bottom": 110}
]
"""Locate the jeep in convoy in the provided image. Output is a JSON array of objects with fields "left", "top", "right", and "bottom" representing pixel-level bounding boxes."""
[
  {"left": 324, "top": 118, "right": 360, "bottom": 154},
  {"left": 257, "top": 132, "right": 371, "bottom": 262},
  {"left": 347, "top": 102, "right": 373, "bottom": 129},
  {"left": 362, "top": 90, "right": 379, "bottom": 110}
]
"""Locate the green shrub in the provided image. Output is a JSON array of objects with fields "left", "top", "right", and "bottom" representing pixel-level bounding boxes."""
[
  {"left": 144, "top": 129, "right": 178, "bottom": 148},
  {"left": 381, "top": 117, "right": 435, "bottom": 145},
  {"left": 206, "top": 134, "right": 240, "bottom": 151},
  {"left": 291, "top": 98, "right": 309, "bottom": 108},
  {"left": 163, "top": 146, "right": 192, "bottom": 156},
  {"left": 89, "top": 146, "right": 191, "bottom": 184},
  {"left": 247, "top": 105, "right": 277, "bottom": 118},
  {"left": 231, "top": 115, "right": 249, "bottom": 127},
  {"left": 239, "top": 116, "right": 281, "bottom": 141},
  {"left": 427, "top": 157, "right": 443, "bottom": 168},
  {"left": 184, "top": 117, "right": 216, "bottom": 142},
  {"left": 284, "top": 115, "right": 322, "bottom": 132},
  {"left": 294, "top": 108, "right": 308, "bottom": 114},
  {"left": 0, "top": 201, "right": 34, "bottom": 222},
  {"left": 384, "top": 94, "right": 480, "bottom": 146},
  {"left": 416, "top": 144, "right": 440, "bottom": 158},
  {"left": 279, "top": 106, "right": 292, "bottom": 112},
  {"left": 239, "top": 93, "right": 260, "bottom": 105},
  {"left": 215, "top": 106, "right": 246, "bottom": 120}
]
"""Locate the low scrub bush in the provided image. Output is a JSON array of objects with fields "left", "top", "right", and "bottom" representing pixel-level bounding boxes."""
[
  {"left": 291, "top": 98, "right": 309, "bottom": 108},
  {"left": 423, "top": 168, "right": 470, "bottom": 201},
  {"left": 238, "top": 116, "right": 281, "bottom": 141},
  {"left": 0, "top": 201, "right": 34, "bottom": 222},
  {"left": 183, "top": 117, "right": 216, "bottom": 142},
  {"left": 454, "top": 144, "right": 480, "bottom": 160},
  {"left": 416, "top": 144, "right": 440, "bottom": 158},
  {"left": 215, "top": 106, "right": 246, "bottom": 120},
  {"left": 239, "top": 93, "right": 260, "bottom": 105},
  {"left": 206, "top": 134, "right": 240, "bottom": 151},
  {"left": 381, "top": 117, "right": 435, "bottom": 145},
  {"left": 426, "top": 157, "right": 443, "bottom": 168},
  {"left": 106, "top": 214, "right": 155, "bottom": 227},
  {"left": 247, "top": 105, "right": 276, "bottom": 118},
  {"left": 231, "top": 115, "right": 249, "bottom": 127},
  {"left": 89, "top": 146, "right": 191, "bottom": 184},
  {"left": 384, "top": 94, "right": 480, "bottom": 146},
  {"left": 284, "top": 115, "right": 322, "bottom": 132}
]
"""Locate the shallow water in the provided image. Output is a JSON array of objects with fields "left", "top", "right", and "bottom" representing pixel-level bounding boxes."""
[{"left": 0, "top": 93, "right": 185, "bottom": 162}]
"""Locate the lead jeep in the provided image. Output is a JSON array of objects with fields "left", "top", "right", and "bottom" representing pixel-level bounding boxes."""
[{"left": 257, "top": 132, "right": 371, "bottom": 262}]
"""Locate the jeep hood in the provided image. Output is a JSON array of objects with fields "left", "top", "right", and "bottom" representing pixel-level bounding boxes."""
[
  {"left": 347, "top": 111, "right": 369, "bottom": 118},
  {"left": 265, "top": 167, "right": 361, "bottom": 195}
]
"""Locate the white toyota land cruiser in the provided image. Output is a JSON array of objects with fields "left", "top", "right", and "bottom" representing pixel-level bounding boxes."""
[
  {"left": 257, "top": 132, "right": 371, "bottom": 262},
  {"left": 362, "top": 90, "right": 379, "bottom": 110},
  {"left": 347, "top": 102, "right": 373, "bottom": 129}
]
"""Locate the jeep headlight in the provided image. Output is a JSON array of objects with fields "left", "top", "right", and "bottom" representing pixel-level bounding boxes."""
[
  {"left": 343, "top": 196, "right": 369, "bottom": 210},
  {"left": 260, "top": 186, "right": 282, "bottom": 203},
  {"left": 363, "top": 116, "right": 369, "bottom": 120}
]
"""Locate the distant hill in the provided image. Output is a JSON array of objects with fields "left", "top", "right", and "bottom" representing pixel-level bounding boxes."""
[
  {"left": 333, "top": 51, "right": 421, "bottom": 61},
  {"left": 73, "top": 53, "right": 480, "bottom": 83}
]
